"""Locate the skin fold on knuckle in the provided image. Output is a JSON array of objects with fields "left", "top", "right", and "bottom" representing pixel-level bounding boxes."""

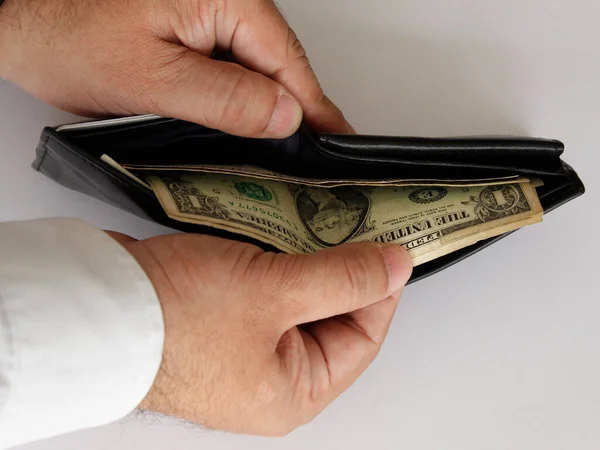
[
  {"left": 332, "top": 250, "right": 372, "bottom": 307},
  {"left": 270, "top": 27, "right": 314, "bottom": 77},
  {"left": 168, "top": 0, "right": 220, "bottom": 51},
  {"left": 284, "top": 28, "right": 326, "bottom": 103},
  {"left": 288, "top": 36, "right": 315, "bottom": 82},
  {"left": 285, "top": 28, "right": 308, "bottom": 64}
]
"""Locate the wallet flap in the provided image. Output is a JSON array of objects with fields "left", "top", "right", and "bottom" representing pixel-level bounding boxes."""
[{"left": 311, "top": 132, "right": 566, "bottom": 177}]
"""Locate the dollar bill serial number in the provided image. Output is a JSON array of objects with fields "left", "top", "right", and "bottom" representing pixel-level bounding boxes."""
[{"left": 229, "top": 202, "right": 296, "bottom": 229}]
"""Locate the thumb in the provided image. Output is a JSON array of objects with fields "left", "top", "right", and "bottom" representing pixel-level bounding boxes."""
[
  {"left": 146, "top": 48, "right": 302, "bottom": 138},
  {"left": 262, "top": 243, "right": 413, "bottom": 327}
]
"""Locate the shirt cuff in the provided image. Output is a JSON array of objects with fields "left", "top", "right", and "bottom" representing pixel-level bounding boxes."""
[{"left": 0, "top": 218, "right": 164, "bottom": 449}]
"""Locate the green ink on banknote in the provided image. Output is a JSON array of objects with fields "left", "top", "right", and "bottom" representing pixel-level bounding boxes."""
[{"left": 235, "top": 182, "right": 273, "bottom": 202}]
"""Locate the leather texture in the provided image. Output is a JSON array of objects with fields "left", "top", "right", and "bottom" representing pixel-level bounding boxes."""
[{"left": 33, "top": 116, "right": 585, "bottom": 284}]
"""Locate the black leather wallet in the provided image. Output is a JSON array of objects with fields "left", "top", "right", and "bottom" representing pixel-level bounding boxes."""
[{"left": 33, "top": 115, "right": 585, "bottom": 284}]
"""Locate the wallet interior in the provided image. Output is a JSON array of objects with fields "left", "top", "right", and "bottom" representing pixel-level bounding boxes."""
[{"left": 34, "top": 115, "right": 585, "bottom": 284}]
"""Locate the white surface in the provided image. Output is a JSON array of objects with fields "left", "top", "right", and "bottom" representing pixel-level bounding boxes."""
[{"left": 1, "top": 0, "right": 598, "bottom": 448}]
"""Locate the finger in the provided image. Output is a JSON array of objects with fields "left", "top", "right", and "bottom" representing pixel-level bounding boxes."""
[
  {"left": 217, "top": 0, "right": 352, "bottom": 133},
  {"left": 299, "top": 292, "right": 402, "bottom": 404},
  {"left": 342, "top": 288, "right": 403, "bottom": 345},
  {"left": 144, "top": 47, "right": 302, "bottom": 138},
  {"left": 255, "top": 243, "right": 412, "bottom": 327}
]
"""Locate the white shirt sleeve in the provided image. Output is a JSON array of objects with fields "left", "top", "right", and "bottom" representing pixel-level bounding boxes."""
[{"left": 0, "top": 218, "right": 164, "bottom": 449}]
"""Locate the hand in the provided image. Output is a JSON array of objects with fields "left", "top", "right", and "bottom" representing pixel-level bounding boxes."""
[
  {"left": 107, "top": 232, "right": 412, "bottom": 436},
  {"left": 0, "top": 0, "right": 352, "bottom": 137}
]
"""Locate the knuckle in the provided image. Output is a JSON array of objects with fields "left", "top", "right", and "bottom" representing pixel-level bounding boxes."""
[
  {"left": 340, "top": 254, "right": 371, "bottom": 300},
  {"left": 262, "top": 253, "right": 312, "bottom": 293},
  {"left": 287, "top": 31, "right": 307, "bottom": 60},
  {"left": 246, "top": 252, "right": 313, "bottom": 311},
  {"left": 286, "top": 29, "right": 326, "bottom": 105},
  {"left": 215, "top": 71, "right": 273, "bottom": 133},
  {"left": 223, "top": 241, "right": 265, "bottom": 278},
  {"left": 215, "top": 71, "right": 252, "bottom": 127}
]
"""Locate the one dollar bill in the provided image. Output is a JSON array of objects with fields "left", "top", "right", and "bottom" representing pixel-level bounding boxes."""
[{"left": 146, "top": 172, "right": 543, "bottom": 266}]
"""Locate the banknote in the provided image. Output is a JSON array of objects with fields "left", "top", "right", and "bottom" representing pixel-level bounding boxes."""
[
  {"left": 123, "top": 162, "right": 528, "bottom": 188},
  {"left": 146, "top": 172, "right": 543, "bottom": 266}
]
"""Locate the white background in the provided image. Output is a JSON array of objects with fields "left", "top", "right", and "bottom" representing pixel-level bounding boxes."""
[{"left": 1, "top": 0, "right": 599, "bottom": 449}]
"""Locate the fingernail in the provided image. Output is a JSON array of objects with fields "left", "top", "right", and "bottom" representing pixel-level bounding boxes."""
[
  {"left": 266, "top": 94, "right": 303, "bottom": 137},
  {"left": 379, "top": 244, "right": 413, "bottom": 295},
  {"left": 346, "top": 121, "right": 357, "bottom": 134}
]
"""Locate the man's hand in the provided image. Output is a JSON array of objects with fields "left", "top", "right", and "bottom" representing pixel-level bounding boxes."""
[
  {"left": 108, "top": 232, "right": 412, "bottom": 436},
  {"left": 0, "top": 0, "right": 352, "bottom": 137},
  {"left": 1, "top": 0, "right": 410, "bottom": 436}
]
